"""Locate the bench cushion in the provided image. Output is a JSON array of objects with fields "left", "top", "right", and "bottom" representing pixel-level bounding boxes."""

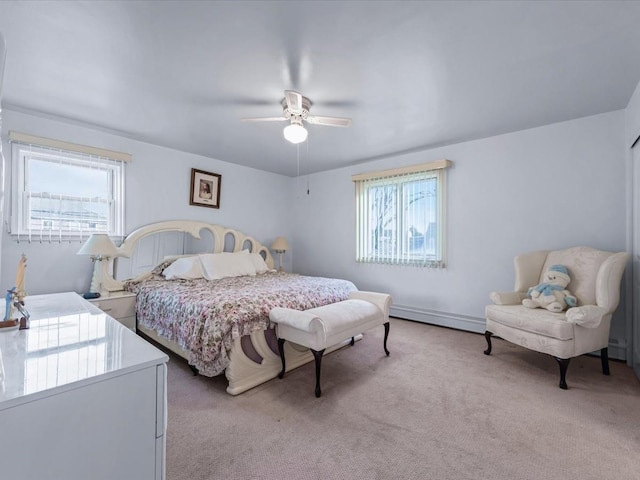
[{"left": 270, "top": 299, "right": 385, "bottom": 351}]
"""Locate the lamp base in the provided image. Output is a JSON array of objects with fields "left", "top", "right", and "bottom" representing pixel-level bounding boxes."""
[
  {"left": 277, "top": 251, "right": 286, "bottom": 273},
  {"left": 90, "top": 258, "right": 124, "bottom": 294}
]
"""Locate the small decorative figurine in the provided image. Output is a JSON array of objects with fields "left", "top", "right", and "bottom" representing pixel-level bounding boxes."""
[{"left": 1, "top": 254, "right": 29, "bottom": 329}]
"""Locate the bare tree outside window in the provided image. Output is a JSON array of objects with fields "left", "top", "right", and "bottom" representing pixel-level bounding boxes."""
[{"left": 355, "top": 163, "right": 448, "bottom": 267}]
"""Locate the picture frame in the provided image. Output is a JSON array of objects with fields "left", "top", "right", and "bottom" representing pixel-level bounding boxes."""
[{"left": 190, "top": 168, "right": 221, "bottom": 209}]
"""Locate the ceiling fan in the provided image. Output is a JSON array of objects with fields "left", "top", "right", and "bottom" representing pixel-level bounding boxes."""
[{"left": 241, "top": 90, "right": 352, "bottom": 144}]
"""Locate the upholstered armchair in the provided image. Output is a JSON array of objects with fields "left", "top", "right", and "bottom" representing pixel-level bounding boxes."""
[{"left": 484, "top": 246, "right": 629, "bottom": 389}]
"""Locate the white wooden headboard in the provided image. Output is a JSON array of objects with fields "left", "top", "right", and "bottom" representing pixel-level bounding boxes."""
[{"left": 104, "top": 220, "right": 275, "bottom": 291}]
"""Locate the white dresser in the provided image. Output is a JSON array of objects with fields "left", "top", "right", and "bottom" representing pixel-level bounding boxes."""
[{"left": 0, "top": 292, "right": 169, "bottom": 480}]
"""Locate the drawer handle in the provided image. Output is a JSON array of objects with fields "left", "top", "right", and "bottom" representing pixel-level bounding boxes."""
[{"left": 102, "top": 308, "right": 113, "bottom": 312}]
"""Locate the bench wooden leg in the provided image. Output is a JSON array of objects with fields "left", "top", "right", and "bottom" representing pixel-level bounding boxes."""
[
  {"left": 383, "top": 322, "right": 390, "bottom": 356},
  {"left": 277, "top": 338, "right": 286, "bottom": 379},
  {"left": 311, "top": 348, "right": 325, "bottom": 397}
]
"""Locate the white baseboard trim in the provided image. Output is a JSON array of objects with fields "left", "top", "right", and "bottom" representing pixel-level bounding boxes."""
[
  {"left": 390, "top": 304, "right": 485, "bottom": 334},
  {"left": 390, "top": 304, "right": 627, "bottom": 360},
  {"left": 607, "top": 339, "right": 627, "bottom": 361}
]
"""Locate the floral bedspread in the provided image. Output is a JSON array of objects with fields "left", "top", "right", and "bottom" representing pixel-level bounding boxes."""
[{"left": 126, "top": 272, "right": 357, "bottom": 376}]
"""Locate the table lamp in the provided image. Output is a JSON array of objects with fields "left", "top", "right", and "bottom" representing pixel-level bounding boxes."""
[
  {"left": 270, "top": 237, "right": 290, "bottom": 272},
  {"left": 77, "top": 234, "right": 121, "bottom": 293}
]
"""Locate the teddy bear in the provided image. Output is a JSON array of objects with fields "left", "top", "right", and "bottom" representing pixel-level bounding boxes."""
[{"left": 522, "top": 264, "right": 577, "bottom": 313}]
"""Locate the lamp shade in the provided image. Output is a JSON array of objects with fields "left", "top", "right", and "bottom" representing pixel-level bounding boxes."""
[
  {"left": 271, "top": 236, "right": 290, "bottom": 252},
  {"left": 77, "top": 234, "right": 119, "bottom": 257},
  {"left": 283, "top": 124, "right": 308, "bottom": 144}
]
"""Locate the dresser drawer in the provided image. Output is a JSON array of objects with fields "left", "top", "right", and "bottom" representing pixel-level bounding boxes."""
[{"left": 91, "top": 295, "right": 136, "bottom": 320}]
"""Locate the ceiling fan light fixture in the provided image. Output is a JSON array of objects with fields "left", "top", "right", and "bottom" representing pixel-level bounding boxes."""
[
  {"left": 243, "top": 90, "right": 351, "bottom": 143},
  {"left": 283, "top": 123, "right": 308, "bottom": 144}
]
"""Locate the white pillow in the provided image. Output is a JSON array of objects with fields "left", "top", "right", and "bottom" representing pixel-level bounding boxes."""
[
  {"left": 249, "top": 253, "right": 269, "bottom": 274},
  {"left": 199, "top": 252, "right": 256, "bottom": 280},
  {"left": 163, "top": 254, "right": 196, "bottom": 261},
  {"left": 162, "top": 256, "right": 204, "bottom": 280}
]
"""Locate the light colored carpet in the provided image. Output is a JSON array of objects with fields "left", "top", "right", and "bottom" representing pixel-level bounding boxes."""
[{"left": 165, "top": 318, "right": 640, "bottom": 480}]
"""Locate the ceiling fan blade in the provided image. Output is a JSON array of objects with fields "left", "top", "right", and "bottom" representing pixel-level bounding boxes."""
[
  {"left": 306, "top": 115, "right": 352, "bottom": 127},
  {"left": 284, "top": 90, "right": 303, "bottom": 114},
  {"left": 314, "top": 100, "right": 358, "bottom": 108},
  {"left": 241, "top": 117, "right": 287, "bottom": 123}
]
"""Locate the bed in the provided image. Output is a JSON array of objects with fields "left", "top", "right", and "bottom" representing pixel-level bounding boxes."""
[{"left": 106, "top": 220, "right": 358, "bottom": 394}]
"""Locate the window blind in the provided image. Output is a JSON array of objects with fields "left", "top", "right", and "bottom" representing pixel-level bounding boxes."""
[{"left": 353, "top": 160, "right": 450, "bottom": 267}]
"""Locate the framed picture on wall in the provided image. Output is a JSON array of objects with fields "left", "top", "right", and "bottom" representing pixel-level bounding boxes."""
[{"left": 190, "top": 168, "right": 221, "bottom": 209}]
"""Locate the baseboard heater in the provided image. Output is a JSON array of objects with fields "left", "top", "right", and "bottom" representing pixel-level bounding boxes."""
[{"left": 390, "top": 304, "right": 626, "bottom": 360}]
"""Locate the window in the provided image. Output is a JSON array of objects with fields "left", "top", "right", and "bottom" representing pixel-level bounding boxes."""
[
  {"left": 353, "top": 160, "right": 450, "bottom": 267},
  {"left": 10, "top": 132, "right": 129, "bottom": 240}
]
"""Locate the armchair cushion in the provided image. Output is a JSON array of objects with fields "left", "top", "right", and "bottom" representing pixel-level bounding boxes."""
[
  {"left": 486, "top": 305, "right": 573, "bottom": 340},
  {"left": 565, "top": 305, "right": 608, "bottom": 328}
]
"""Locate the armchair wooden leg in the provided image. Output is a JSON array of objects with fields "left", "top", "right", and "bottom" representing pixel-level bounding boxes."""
[
  {"left": 601, "top": 347, "right": 610, "bottom": 376},
  {"left": 383, "top": 322, "right": 390, "bottom": 356},
  {"left": 484, "top": 331, "right": 493, "bottom": 355},
  {"left": 555, "top": 357, "right": 570, "bottom": 390}
]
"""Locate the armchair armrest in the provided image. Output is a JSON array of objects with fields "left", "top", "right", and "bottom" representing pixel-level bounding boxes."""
[
  {"left": 349, "top": 291, "right": 392, "bottom": 318},
  {"left": 269, "top": 308, "right": 324, "bottom": 333},
  {"left": 565, "top": 305, "right": 608, "bottom": 328},
  {"left": 489, "top": 291, "right": 527, "bottom": 305}
]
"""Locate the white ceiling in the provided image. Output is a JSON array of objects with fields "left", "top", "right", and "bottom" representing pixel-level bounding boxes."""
[{"left": 1, "top": 1, "right": 639, "bottom": 176}]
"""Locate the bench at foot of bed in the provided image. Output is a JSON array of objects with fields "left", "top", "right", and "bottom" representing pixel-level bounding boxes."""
[
  {"left": 223, "top": 328, "right": 364, "bottom": 395},
  {"left": 269, "top": 291, "right": 392, "bottom": 397}
]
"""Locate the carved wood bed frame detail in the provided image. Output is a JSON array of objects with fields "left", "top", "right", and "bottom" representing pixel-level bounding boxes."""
[{"left": 104, "top": 220, "right": 357, "bottom": 395}]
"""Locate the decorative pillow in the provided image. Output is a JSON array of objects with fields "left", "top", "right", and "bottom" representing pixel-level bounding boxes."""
[
  {"left": 150, "top": 254, "right": 197, "bottom": 276},
  {"left": 199, "top": 252, "right": 256, "bottom": 280},
  {"left": 249, "top": 253, "right": 269, "bottom": 274},
  {"left": 151, "top": 258, "right": 177, "bottom": 276},
  {"left": 162, "top": 256, "right": 204, "bottom": 280}
]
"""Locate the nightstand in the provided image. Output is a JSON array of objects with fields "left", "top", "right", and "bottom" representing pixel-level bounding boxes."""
[{"left": 87, "top": 291, "right": 137, "bottom": 331}]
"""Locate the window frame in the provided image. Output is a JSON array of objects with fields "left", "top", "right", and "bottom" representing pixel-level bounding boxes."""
[
  {"left": 10, "top": 140, "right": 126, "bottom": 240},
  {"left": 353, "top": 160, "right": 450, "bottom": 268}
]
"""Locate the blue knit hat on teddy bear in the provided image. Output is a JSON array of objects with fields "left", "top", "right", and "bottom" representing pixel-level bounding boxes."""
[{"left": 548, "top": 264, "right": 570, "bottom": 283}]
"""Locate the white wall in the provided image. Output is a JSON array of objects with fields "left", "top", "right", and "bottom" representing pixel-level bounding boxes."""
[
  {"left": 625, "top": 78, "right": 640, "bottom": 374},
  {"left": 1, "top": 109, "right": 293, "bottom": 295},
  {"left": 0, "top": 34, "right": 6, "bottom": 300},
  {"left": 293, "top": 111, "right": 629, "bottom": 354},
  {"left": 626, "top": 79, "right": 640, "bottom": 148}
]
